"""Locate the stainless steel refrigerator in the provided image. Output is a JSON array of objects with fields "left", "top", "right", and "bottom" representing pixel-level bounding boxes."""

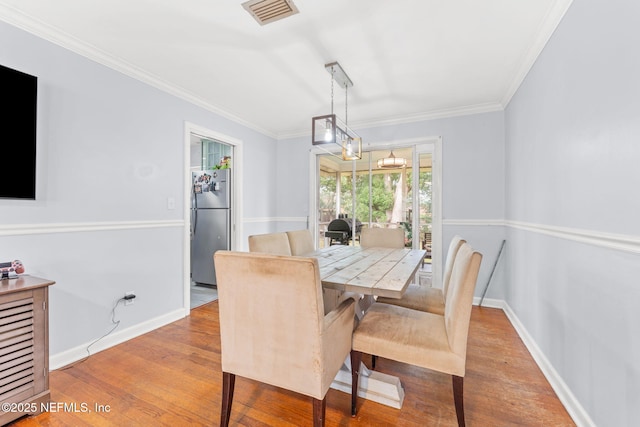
[{"left": 191, "top": 169, "right": 230, "bottom": 285}]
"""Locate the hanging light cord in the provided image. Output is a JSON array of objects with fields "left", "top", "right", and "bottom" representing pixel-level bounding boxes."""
[
  {"left": 330, "top": 65, "right": 335, "bottom": 116},
  {"left": 345, "top": 83, "right": 348, "bottom": 128}
]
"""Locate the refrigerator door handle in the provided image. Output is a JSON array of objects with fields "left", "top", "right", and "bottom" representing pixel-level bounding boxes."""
[
  {"left": 192, "top": 183, "right": 198, "bottom": 234},
  {"left": 193, "top": 208, "right": 198, "bottom": 235}
]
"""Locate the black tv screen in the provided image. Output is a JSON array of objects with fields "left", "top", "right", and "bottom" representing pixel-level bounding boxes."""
[{"left": 0, "top": 64, "right": 37, "bottom": 200}]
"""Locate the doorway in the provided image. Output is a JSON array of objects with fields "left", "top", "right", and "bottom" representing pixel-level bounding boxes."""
[
  {"left": 310, "top": 138, "right": 442, "bottom": 286},
  {"left": 183, "top": 122, "right": 243, "bottom": 313}
]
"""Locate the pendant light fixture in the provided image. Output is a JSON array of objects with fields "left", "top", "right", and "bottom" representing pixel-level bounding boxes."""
[
  {"left": 377, "top": 150, "right": 407, "bottom": 169},
  {"left": 312, "top": 62, "right": 362, "bottom": 160}
]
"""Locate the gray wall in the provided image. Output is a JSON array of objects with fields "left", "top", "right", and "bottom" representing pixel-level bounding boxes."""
[
  {"left": 277, "top": 111, "right": 508, "bottom": 300},
  {"left": 505, "top": 0, "right": 640, "bottom": 425},
  {"left": 3, "top": 0, "right": 635, "bottom": 423},
  {"left": 0, "top": 20, "right": 276, "bottom": 359}
]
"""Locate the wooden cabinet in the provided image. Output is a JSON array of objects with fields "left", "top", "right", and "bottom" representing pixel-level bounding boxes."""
[{"left": 0, "top": 276, "right": 54, "bottom": 426}]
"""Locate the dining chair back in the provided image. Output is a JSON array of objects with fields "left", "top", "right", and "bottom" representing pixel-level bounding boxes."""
[
  {"left": 360, "top": 227, "right": 405, "bottom": 249},
  {"left": 286, "top": 229, "right": 315, "bottom": 255},
  {"left": 376, "top": 235, "right": 466, "bottom": 315},
  {"left": 351, "top": 242, "right": 482, "bottom": 426},
  {"left": 248, "top": 232, "right": 292, "bottom": 255},
  {"left": 215, "top": 251, "right": 358, "bottom": 426}
]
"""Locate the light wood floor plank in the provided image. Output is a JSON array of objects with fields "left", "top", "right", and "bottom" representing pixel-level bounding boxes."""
[{"left": 8, "top": 303, "right": 575, "bottom": 426}]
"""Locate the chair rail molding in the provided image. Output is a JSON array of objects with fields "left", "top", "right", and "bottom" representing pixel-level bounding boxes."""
[
  {"left": 243, "top": 217, "right": 307, "bottom": 223},
  {"left": 442, "top": 219, "right": 640, "bottom": 254},
  {"left": 506, "top": 220, "right": 640, "bottom": 254},
  {"left": 443, "top": 219, "right": 505, "bottom": 227},
  {"left": 0, "top": 220, "right": 184, "bottom": 236}
]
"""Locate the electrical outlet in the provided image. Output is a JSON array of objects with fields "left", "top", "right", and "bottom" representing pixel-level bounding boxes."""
[{"left": 124, "top": 291, "right": 136, "bottom": 306}]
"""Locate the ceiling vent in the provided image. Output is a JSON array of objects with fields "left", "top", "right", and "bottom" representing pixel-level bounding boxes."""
[{"left": 242, "top": 0, "right": 299, "bottom": 26}]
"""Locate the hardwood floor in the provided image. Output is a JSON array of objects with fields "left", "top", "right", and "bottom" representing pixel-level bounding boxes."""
[{"left": 9, "top": 303, "right": 575, "bottom": 426}]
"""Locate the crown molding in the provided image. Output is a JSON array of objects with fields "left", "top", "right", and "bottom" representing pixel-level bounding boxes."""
[
  {"left": 501, "top": 0, "right": 574, "bottom": 107},
  {"left": 1, "top": 1, "right": 572, "bottom": 141},
  {"left": 277, "top": 102, "right": 504, "bottom": 140},
  {"left": 0, "top": 5, "right": 278, "bottom": 139},
  {"left": 352, "top": 102, "right": 505, "bottom": 131}
]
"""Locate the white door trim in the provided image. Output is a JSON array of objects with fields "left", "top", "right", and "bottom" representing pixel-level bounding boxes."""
[{"left": 415, "top": 139, "right": 443, "bottom": 288}]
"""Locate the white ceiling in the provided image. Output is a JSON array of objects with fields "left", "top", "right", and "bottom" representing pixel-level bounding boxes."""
[{"left": 0, "top": 0, "right": 572, "bottom": 139}]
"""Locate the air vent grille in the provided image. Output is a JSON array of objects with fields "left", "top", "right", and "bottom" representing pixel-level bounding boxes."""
[{"left": 242, "top": 0, "right": 299, "bottom": 26}]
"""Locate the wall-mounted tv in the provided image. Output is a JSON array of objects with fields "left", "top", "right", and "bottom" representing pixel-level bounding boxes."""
[{"left": 0, "top": 64, "right": 37, "bottom": 200}]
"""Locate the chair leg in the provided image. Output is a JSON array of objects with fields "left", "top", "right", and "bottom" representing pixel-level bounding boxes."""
[
  {"left": 312, "top": 397, "right": 326, "bottom": 427},
  {"left": 452, "top": 375, "right": 465, "bottom": 427},
  {"left": 220, "top": 372, "right": 235, "bottom": 427},
  {"left": 350, "top": 350, "right": 362, "bottom": 416}
]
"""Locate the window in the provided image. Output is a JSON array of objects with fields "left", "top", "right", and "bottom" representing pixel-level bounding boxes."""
[{"left": 315, "top": 147, "right": 433, "bottom": 254}]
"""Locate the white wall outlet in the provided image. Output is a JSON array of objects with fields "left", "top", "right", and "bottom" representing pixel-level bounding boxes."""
[{"left": 167, "top": 197, "right": 175, "bottom": 210}]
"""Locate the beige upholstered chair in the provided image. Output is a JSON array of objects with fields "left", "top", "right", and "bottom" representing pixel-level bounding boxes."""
[
  {"left": 248, "top": 232, "right": 292, "bottom": 255},
  {"left": 360, "top": 227, "right": 405, "bottom": 249},
  {"left": 376, "top": 235, "right": 466, "bottom": 315},
  {"left": 286, "top": 229, "right": 315, "bottom": 255},
  {"left": 214, "top": 251, "right": 359, "bottom": 427},
  {"left": 351, "top": 243, "right": 482, "bottom": 427}
]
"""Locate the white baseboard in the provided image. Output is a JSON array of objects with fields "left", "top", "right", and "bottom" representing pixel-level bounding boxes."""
[
  {"left": 473, "top": 296, "right": 505, "bottom": 309},
  {"left": 501, "top": 302, "right": 596, "bottom": 427},
  {"left": 49, "top": 308, "right": 187, "bottom": 370}
]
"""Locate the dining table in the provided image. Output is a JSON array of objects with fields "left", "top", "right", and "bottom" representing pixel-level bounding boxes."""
[
  {"left": 306, "top": 244, "right": 427, "bottom": 409},
  {"left": 312, "top": 244, "right": 426, "bottom": 298}
]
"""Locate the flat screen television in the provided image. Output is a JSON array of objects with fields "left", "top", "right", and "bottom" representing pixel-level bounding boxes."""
[{"left": 0, "top": 64, "right": 37, "bottom": 200}]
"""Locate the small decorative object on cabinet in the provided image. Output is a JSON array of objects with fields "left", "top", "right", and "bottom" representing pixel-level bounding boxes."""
[{"left": 0, "top": 276, "right": 54, "bottom": 426}]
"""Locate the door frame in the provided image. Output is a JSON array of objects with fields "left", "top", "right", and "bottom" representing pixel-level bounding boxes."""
[
  {"left": 183, "top": 121, "right": 243, "bottom": 313},
  {"left": 308, "top": 136, "right": 443, "bottom": 287}
]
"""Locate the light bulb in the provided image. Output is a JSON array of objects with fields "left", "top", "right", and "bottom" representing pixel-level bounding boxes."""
[
  {"left": 324, "top": 121, "right": 332, "bottom": 142},
  {"left": 346, "top": 139, "right": 353, "bottom": 156}
]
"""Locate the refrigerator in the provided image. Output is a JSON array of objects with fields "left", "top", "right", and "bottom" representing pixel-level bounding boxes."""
[{"left": 191, "top": 169, "right": 230, "bottom": 285}]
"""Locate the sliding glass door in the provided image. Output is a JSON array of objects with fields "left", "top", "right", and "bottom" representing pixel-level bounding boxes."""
[{"left": 315, "top": 145, "right": 433, "bottom": 251}]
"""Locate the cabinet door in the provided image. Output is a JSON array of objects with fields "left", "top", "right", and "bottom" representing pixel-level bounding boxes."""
[{"left": 0, "top": 289, "right": 47, "bottom": 406}]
